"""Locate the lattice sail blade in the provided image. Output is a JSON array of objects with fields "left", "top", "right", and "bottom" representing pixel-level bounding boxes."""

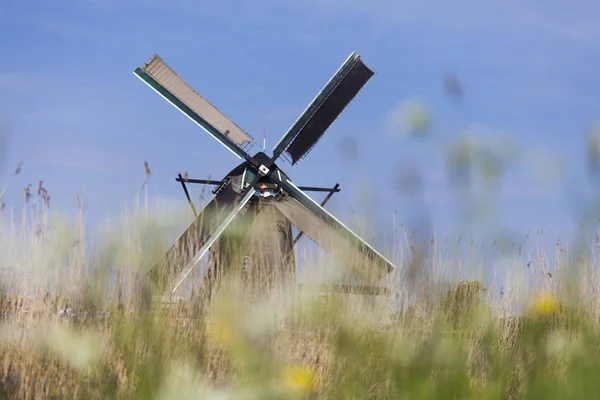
[
  {"left": 272, "top": 179, "right": 395, "bottom": 285},
  {"left": 148, "top": 183, "right": 256, "bottom": 293},
  {"left": 135, "top": 54, "right": 253, "bottom": 159},
  {"left": 272, "top": 52, "right": 374, "bottom": 164}
]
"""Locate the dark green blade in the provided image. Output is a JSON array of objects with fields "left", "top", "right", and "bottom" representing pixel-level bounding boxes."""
[
  {"left": 271, "top": 177, "right": 395, "bottom": 284},
  {"left": 271, "top": 52, "right": 374, "bottom": 164}
]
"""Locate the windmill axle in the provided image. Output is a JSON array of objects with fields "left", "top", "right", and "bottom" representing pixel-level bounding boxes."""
[{"left": 175, "top": 176, "right": 341, "bottom": 193}]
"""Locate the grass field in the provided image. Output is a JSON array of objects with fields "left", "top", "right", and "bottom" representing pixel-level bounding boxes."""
[{"left": 0, "top": 188, "right": 599, "bottom": 400}]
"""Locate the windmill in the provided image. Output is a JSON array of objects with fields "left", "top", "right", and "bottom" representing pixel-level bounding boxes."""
[{"left": 134, "top": 52, "right": 396, "bottom": 298}]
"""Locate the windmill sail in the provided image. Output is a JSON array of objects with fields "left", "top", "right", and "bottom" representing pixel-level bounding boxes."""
[
  {"left": 149, "top": 183, "right": 256, "bottom": 293},
  {"left": 273, "top": 180, "right": 395, "bottom": 285},
  {"left": 272, "top": 52, "right": 374, "bottom": 164},
  {"left": 134, "top": 54, "right": 254, "bottom": 159}
]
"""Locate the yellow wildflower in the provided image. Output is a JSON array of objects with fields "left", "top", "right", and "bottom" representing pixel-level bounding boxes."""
[
  {"left": 530, "top": 291, "right": 559, "bottom": 316},
  {"left": 282, "top": 365, "right": 317, "bottom": 393},
  {"left": 206, "top": 317, "right": 234, "bottom": 348}
]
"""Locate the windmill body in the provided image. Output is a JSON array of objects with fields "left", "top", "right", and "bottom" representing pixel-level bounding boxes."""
[
  {"left": 134, "top": 52, "right": 396, "bottom": 298},
  {"left": 204, "top": 152, "right": 297, "bottom": 297}
]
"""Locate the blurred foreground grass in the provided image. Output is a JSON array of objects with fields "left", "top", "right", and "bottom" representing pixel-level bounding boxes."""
[
  {"left": 1, "top": 121, "right": 600, "bottom": 399},
  {"left": 0, "top": 201, "right": 599, "bottom": 400}
]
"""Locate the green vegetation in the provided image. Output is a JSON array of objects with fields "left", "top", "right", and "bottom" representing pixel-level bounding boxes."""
[{"left": 0, "top": 197, "right": 599, "bottom": 400}]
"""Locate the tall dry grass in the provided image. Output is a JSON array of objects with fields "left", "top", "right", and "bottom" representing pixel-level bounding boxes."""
[{"left": 0, "top": 183, "right": 599, "bottom": 400}]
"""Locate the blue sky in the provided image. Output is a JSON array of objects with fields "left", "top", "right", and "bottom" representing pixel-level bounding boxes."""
[{"left": 2, "top": 0, "right": 600, "bottom": 270}]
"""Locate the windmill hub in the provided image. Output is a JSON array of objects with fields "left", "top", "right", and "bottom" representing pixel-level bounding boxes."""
[
  {"left": 134, "top": 51, "right": 396, "bottom": 297},
  {"left": 258, "top": 165, "right": 270, "bottom": 176}
]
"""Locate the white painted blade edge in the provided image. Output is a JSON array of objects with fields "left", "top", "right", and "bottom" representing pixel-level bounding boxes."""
[{"left": 170, "top": 188, "right": 256, "bottom": 295}]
